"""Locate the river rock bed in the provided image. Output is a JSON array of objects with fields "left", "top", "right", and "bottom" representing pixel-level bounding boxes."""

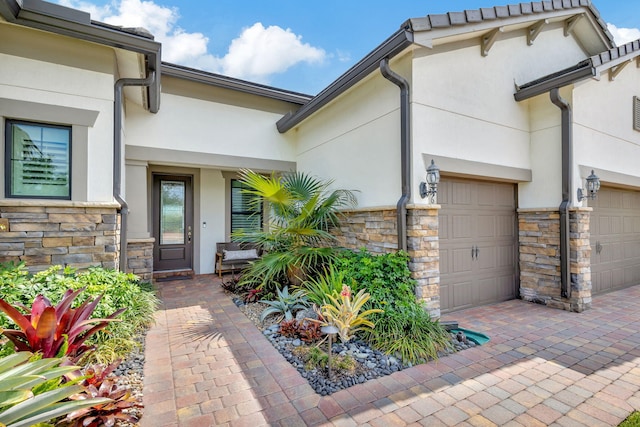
[{"left": 232, "top": 296, "right": 476, "bottom": 396}]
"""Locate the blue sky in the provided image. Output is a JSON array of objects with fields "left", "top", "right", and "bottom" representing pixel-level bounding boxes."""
[{"left": 58, "top": 0, "right": 640, "bottom": 95}]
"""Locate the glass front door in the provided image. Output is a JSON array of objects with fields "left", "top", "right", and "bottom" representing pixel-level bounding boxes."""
[{"left": 153, "top": 174, "right": 193, "bottom": 272}]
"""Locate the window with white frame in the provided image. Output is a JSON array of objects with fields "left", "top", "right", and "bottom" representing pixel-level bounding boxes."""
[
  {"left": 5, "top": 120, "right": 71, "bottom": 199},
  {"left": 230, "top": 179, "right": 262, "bottom": 238}
]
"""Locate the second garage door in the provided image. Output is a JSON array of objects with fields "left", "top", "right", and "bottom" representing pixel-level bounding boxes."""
[
  {"left": 590, "top": 187, "right": 640, "bottom": 295},
  {"left": 439, "top": 178, "right": 518, "bottom": 313}
]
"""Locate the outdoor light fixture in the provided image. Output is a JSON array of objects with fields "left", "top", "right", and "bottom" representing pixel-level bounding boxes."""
[
  {"left": 420, "top": 159, "right": 441, "bottom": 203},
  {"left": 321, "top": 325, "right": 339, "bottom": 380},
  {"left": 577, "top": 170, "right": 601, "bottom": 201}
]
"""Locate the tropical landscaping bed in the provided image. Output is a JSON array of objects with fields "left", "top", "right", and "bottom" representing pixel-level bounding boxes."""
[
  {"left": 230, "top": 290, "right": 476, "bottom": 396},
  {"left": 0, "top": 262, "right": 157, "bottom": 427},
  {"left": 216, "top": 170, "right": 461, "bottom": 395}
]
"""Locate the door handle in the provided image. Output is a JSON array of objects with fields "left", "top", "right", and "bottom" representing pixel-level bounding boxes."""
[
  {"left": 474, "top": 246, "right": 479, "bottom": 260},
  {"left": 596, "top": 241, "right": 602, "bottom": 254},
  {"left": 187, "top": 225, "right": 192, "bottom": 243},
  {"left": 472, "top": 246, "right": 475, "bottom": 260}
]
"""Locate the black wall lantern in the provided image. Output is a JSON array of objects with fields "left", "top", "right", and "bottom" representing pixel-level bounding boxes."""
[
  {"left": 577, "top": 169, "right": 601, "bottom": 201},
  {"left": 420, "top": 159, "right": 440, "bottom": 203}
]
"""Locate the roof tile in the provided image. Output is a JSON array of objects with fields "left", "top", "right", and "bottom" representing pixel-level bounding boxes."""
[
  {"left": 495, "top": 6, "right": 510, "bottom": 17},
  {"left": 591, "top": 55, "right": 603, "bottom": 66},
  {"left": 532, "top": 2, "right": 544, "bottom": 13},
  {"left": 448, "top": 11, "right": 467, "bottom": 25},
  {"left": 429, "top": 14, "right": 451, "bottom": 28},
  {"left": 465, "top": 9, "right": 483, "bottom": 22},
  {"left": 542, "top": 1, "right": 554, "bottom": 11},
  {"left": 520, "top": 3, "right": 533, "bottom": 14},
  {"left": 508, "top": 4, "right": 522, "bottom": 16},
  {"left": 480, "top": 7, "right": 498, "bottom": 20}
]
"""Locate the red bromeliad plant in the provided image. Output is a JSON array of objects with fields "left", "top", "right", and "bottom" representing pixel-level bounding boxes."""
[
  {"left": 63, "top": 360, "right": 143, "bottom": 427},
  {"left": 0, "top": 287, "right": 125, "bottom": 360}
]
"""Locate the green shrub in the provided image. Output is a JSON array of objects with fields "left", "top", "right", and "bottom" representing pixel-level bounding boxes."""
[
  {"left": 620, "top": 411, "right": 640, "bottom": 427},
  {"left": 0, "top": 263, "right": 158, "bottom": 363},
  {"left": 335, "top": 249, "right": 452, "bottom": 364}
]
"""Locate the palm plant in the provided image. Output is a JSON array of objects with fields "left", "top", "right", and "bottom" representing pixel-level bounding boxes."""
[{"left": 234, "top": 169, "right": 356, "bottom": 292}]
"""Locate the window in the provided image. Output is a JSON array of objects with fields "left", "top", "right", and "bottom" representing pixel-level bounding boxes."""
[
  {"left": 5, "top": 120, "right": 71, "bottom": 199},
  {"left": 231, "top": 179, "right": 262, "bottom": 238}
]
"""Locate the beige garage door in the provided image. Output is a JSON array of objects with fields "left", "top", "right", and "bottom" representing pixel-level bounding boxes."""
[
  {"left": 590, "top": 187, "right": 640, "bottom": 295},
  {"left": 439, "top": 178, "right": 518, "bottom": 313}
]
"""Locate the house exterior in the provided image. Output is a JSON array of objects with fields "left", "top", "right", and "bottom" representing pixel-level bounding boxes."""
[{"left": 1, "top": 0, "right": 640, "bottom": 317}]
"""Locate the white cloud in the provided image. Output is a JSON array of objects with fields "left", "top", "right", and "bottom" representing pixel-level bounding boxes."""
[
  {"left": 607, "top": 23, "right": 640, "bottom": 46},
  {"left": 58, "top": 0, "right": 326, "bottom": 83},
  {"left": 220, "top": 23, "right": 325, "bottom": 81}
]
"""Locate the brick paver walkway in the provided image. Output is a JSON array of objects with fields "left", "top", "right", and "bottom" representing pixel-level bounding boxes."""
[{"left": 141, "top": 275, "right": 640, "bottom": 426}]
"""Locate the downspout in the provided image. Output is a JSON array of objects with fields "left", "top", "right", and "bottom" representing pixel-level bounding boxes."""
[
  {"left": 550, "top": 88, "right": 572, "bottom": 299},
  {"left": 114, "top": 71, "right": 156, "bottom": 272},
  {"left": 379, "top": 58, "right": 410, "bottom": 252}
]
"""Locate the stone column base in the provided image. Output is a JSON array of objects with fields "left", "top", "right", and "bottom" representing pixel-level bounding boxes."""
[{"left": 518, "top": 207, "right": 592, "bottom": 312}]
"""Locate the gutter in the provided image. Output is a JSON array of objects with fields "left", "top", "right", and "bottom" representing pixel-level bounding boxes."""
[
  {"left": 0, "top": 0, "right": 161, "bottom": 113},
  {"left": 550, "top": 89, "right": 572, "bottom": 299},
  {"left": 162, "top": 62, "right": 311, "bottom": 105},
  {"left": 380, "top": 58, "right": 411, "bottom": 252},
  {"left": 114, "top": 72, "right": 156, "bottom": 272}
]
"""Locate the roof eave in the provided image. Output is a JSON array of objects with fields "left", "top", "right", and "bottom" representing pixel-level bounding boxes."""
[
  {"left": 0, "top": 0, "right": 161, "bottom": 113},
  {"left": 161, "top": 62, "right": 312, "bottom": 105},
  {"left": 276, "top": 28, "right": 414, "bottom": 133}
]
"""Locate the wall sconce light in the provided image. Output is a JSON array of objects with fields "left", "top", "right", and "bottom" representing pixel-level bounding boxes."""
[
  {"left": 577, "top": 170, "right": 601, "bottom": 201},
  {"left": 420, "top": 159, "right": 440, "bottom": 203}
]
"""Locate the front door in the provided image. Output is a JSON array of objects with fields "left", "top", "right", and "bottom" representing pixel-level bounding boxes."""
[{"left": 152, "top": 174, "right": 193, "bottom": 272}]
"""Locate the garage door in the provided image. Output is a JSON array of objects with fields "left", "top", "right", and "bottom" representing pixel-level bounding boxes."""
[
  {"left": 590, "top": 187, "right": 640, "bottom": 295},
  {"left": 439, "top": 178, "right": 518, "bottom": 313}
]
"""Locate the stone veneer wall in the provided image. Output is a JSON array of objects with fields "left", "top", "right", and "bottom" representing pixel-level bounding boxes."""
[
  {"left": 335, "top": 206, "right": 442, "bottom": 318},
  {"left": 333, "top": 207, "right": 399, "bottom": 253},
  {"left": 126, "top": 238, "right": 154, "bottom": 282},
  {"left": 0, "top": 202, "right": 120, "bottom": 273},
  {"left": 518, "top": 208, "right": 592, "bottom": 312}
]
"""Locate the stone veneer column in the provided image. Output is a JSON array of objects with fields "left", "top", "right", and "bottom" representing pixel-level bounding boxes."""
[
  {"left": 406, "top": 206, "right": 441, "bottom": 318},
  {"left": 334, "top": 205, "right": 441, "bottom": 318},
  {"left": 518, "top": 207, "right": 592, "bottom": 312},
  {"left": 0, "top": 201, "right": 121, "bottom": 273},
  {"left": 126, "top": 238, "right": 155, "bottom": 282}
]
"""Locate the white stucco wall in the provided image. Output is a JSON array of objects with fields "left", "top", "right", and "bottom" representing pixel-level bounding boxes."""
[
  {"left": 198, "top": 169, "right": 226, "bottom": 274},
  {"left": 572, "top": 65, "right": 640, "bottom": 197},
  {"left": 292, "top": 25, "right": 593, "bottom": 210},
  {"left": 293, "top": 59, "right": 409, "bottom": 209},
  {"left": 518, "top": 91, "right": 565, "bottom": 209},
  {"left": 411, "top": 25, "right": 588, "bottom": 208},
  {"left": 0, "top": 24, "right": 116, "bottom": 202},
  {"left": 125, "top": 78, "right": 297, "bottom": 164}
]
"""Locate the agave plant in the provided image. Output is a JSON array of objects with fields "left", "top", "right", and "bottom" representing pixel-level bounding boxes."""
[
  {"left": 0, "top": 352, "right": 110, "bottom": 427},
  {"left": 62, "top": 360, "right": 142, "bottom": 427},
  {"left": 0, "top": 288, "right": 125, "bottom": 360},
  {"left": 259, "top": 286, "right": 310, "bottom": 322},
  {"left": 320, "top": 285, "right": 382, "bottom": 343}
]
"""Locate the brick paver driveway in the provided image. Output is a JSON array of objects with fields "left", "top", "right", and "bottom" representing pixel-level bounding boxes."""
[{"left": 141, "top": 275, "right": 640, "bottom": 426}]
